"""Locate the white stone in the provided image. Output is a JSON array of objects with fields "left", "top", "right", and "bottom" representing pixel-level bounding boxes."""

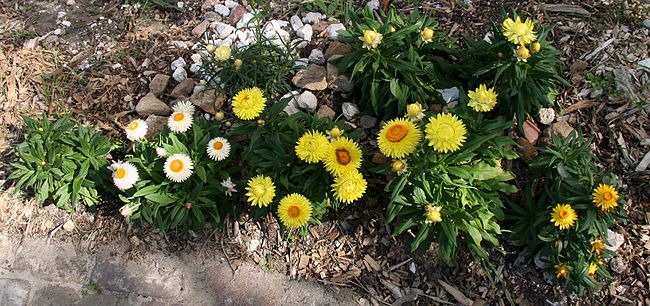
[
  {"left": 171, "top": 57, "right": 187, "bottom": 70},
  {"left": 171, "top": 40, "right": 189, "bottom": 49},
  {"left": 215, "top": 22, "right": 235, "bottom": 39},
  {"left": 236, "top": 30, "right": 254, "bottom": 44},
  {"left": 367, "top": 0, "right": 380, "bottom": 10},
  {"left": 57, "top": 11, "right": 67, "bottom": 19},
  {"left": 326, "top": 23, "right": 346, "bottom": 41},
  {"left": 606, "top": 229, "right": 625, "bottom": 252},
  {"left": 191, "top": 53, "right": 202, "bottom": 63},
  {"left": 538, "top": 108, "right": 555, "bottom": 125},
  {"left": 172, "top": 67, "right": 188, "bottom": 82},
  {"left": 436, "top": 87, "right": 460, "bottom": 103},
  {"left": 638, "top": 58, "right": 650, "bottom": 72},
  {"left": 281, "top": 91, "right": 301, "bottom": 115},
  {"left": 308, "top": 49, "right": 325, "bottom": 65},
  {"left": 53, "top": 29, "right": 62, "bottom": 35},
  {"left": 61, "top": 20, "right": 71, "bottom": 27},
  {"left": 236, "top": 13, "right": 255, "bottom": 29},
  {"left": 342, "top": 102, "right": 359, "bottom": 120},
  {"left": 290, "top": 15, "right": 304, "bottom": 32},
  {"left": 177, "top": 2, "right": 184, "bottom": 9},
  {"left": 296, "top": 24, "right": 313, "bottom": 42},
  {"left": 192, "top": 85, "right": 205, "bottom": 96},
  {"left": 214, "top": 4, "right": 229, "bottom": 16},
  {"left": 293, "top": 58, "right": 308, "bottom": 69},
  {"left": 297, "top": 91, "right": 318, "bottom": 112},
  {"left": 224, "top": 0, "right": 238, "bottom": 9},
  {"left": 302, "top": 12, "right": 323, "bottom": 24},
  {"left": 189, "top": 63, "right": 202, "bottom": 73},
  {"left": 291, "top": 39, "right": 308, "bottom": 49}
]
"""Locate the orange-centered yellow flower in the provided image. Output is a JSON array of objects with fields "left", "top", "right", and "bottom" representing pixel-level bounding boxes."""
[
  {"left": 592, "top": 184, "right": 619, "bottom": 212},
  {"left": 550, "top": 203, "right": 578, "bottom": 230},
  {"left": 377, "top": 118, "right": 421, "bottom": 158}
]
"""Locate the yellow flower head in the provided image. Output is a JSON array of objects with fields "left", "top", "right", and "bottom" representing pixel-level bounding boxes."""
[
  {"left": 391, "top": 159, "right": 407, "bottom": 175},
  {"left": 554, "top": 264, "right": 569, "bottom": 279},
  {"left": 405, "top": 102, "right": 425, "bottom": 121},
  {"left": 421, "top": 27, "right": 435, "bottom": 43},
  {"left": 467, "top": 84, "right": 498, "bottom": 112},
  {"left": 550, "top": 203, "right": 578, "bottom": 230},
  {"left": 425, "top": 113, "right": 467, "bottom": 153},
  {"left": 328, "top": 126, "right": 343, "bottom": 139},
  {"left": 214, "top": 45, "right": 231, "bottom": 61},
  {"left": 332, "top": 170, "right": 367, "bottom": 204},
  {"left": 232, "top": 87, "right": 266, "bottom": 120},
  {"left": 277, "top": 193, "right": 312, "bottom": 228},
  {"left": 323, "top": 137, "right": 362, "bottom": 176},
  {"left": 515, "top": 45, "right": 531, "bottom": 62},
  {"left": 245, "top": 175, "right": 276, "bottom": 207},
  {"left": 588, "top": 262, "right": 598, "bottom": 278},
  {"left": 532, "top": 42, "right": 541, "bottom": 52},
  {"left": 377, "top": 118, "right": 421, "bottom": 159},
  {"left": 234, "top": 59, "right": 243, "bottom": 70},
  {"left": 592, "top": 184, "right": 619, "bottom": 212},
  {"left": 591, "top": 237, "right": 606, "bottom": 254},
  {"left": 295, "top": 130, "right": 329, "bottom": 163},
  {"left": 359, "top": 29, "right": 383, "bottom": 49},
  {"left": 502, "top": 16, "right": 537, "bottom": 45},
  {"left": 424, "top": 205, "right": 442, "bottom": 223}
]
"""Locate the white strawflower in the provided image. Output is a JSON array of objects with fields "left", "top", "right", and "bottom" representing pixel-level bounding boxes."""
[
  {"left": 172, "top": 100, "right": 196, "bottom": 114},
  {"left": 221, "top": 177, "right": 237, "bottom": 196},
  {"left": 168, "top": 111, "right": 193, "bottom": 133},
  {"left": 125, "top": 119, "right": 148, "bottom": 141},
  {"left": 206, "top": 137, "right": 231, "bottom": 161},
  {"left": 156, "top": 147, "right": 167, "bottom": 157},
  {"left": 112, "top": 162, "right": 139, "bottom": 190},
  {"left": 163, "top": 153, "right": 194, "bottom": 182},
  {"left": 120, "top": 205, "right": 132, "bottom": 217}
]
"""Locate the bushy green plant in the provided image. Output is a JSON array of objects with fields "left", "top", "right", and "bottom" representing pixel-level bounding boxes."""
[
  {"left": 9, "top": 114, "right": 114, "bottom": 211},
  {"left": 508, "top": 131, "right": 626, "bottom": 294},
  {"left": 337, "top": 7, "right": 460, "bottom": 118}
]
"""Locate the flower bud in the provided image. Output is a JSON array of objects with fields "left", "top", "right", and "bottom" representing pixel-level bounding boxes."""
[
  {"left": 205, "top": 44, "right": 215, "bottom": 53},
  {"left": 532, "top": 42, "right": 541, "bottom": 53},
  {"left": 214, "top": 111, "right": 225, "bottom": 121}
]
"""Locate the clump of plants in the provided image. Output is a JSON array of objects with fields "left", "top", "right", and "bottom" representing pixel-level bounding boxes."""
[
  {"left": 9, "top": 114, "right": 114, "bottom": 211},
  {"left": 508, "top": 131, "right": 626, "bottom": 293}
]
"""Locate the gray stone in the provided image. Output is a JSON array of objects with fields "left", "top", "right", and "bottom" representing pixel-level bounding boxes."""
[
  {"left": 149, "top": 74, "right": 170, "bottom": 97},
  {"left": 215, "top": 22, "right": 235, "bottom": 39},
  {"left": 606, "top": 229, "right": 624, "bottom": 252},
  {"left": 136, "top": 93, "right": 171, "bottom": 116},
  {"left": 293, "top": 58, "right": 309, "bottom": 69},
  {"left": 342, "top": 102, "right": 359, "bottom": 120},
  {"left": 290, "top": 15, "right": 304, "bottom": 32},
  {"left": 436, "top": 87, "right": 459, "bottom": 103},
  {"left": 281, "top": 91, "right": 301, "bottom": 115},
  {"left": 201, "top": 0, "right": 219, "bottom": 12},
  {"left": 224, "top": 0, "right": 237, "bottom": 9},
  {"left": 639, "top": 58, "right": 650, "bottom": 72},
  {"left": 316, "top": 105, "right": 336, "bottom": 120},
  {"left": 297, "top": 91, "right": 318, "bottom": 112},
  {"left": 308, "top": 48, "right": 324, "bottom": 65},
  {"left": 192, "top": 20, "right": 209, "bottom": 37},
  {"left": 296, "top": 24, "right": 313, "bottom": 42},
  {"left": 170, "top": 57, "right": 186, "bottom": 70},
  {"left": 0, "top": 279, "right": 30, "bottom": 306},
  {"left": 236, "top": 13, "right": 255, "bottom": 29},
  {"left": 334, "top": 75, "right": 353, "bottom": 93},
  {"left": 644, "top": 19, "right": 650, "bottom": 30},
  {"left": 214, "top": 4, "right": 229, "bottom": 16},
  {"left": 325, "top": 42, "right": 352, "bottom": 60},
  {"left": 609, "top": 256, "right": 627, "bottom": 274},
  {"left": 367, "top": 0, "right": 380, "bottom": 10},
  {"left": 326, "top": 23, "right": 346, "bottom": 40},
  {"left": 189, "top": 63, "right": 202, "bottom": 74},
  {"left": 31, "top": 286, "right": 78, "bottom": 306},
  {"left": 170, "top": 79, "right": 195, "bottom": 98},
  {"left": 145, "top": 115, "right": 167, "bottom": 139},
  {"left": 172, "top": 67, "right": 188, "bottom": 82},
  {"left": 292, "top": 64, "right": 327, "bottom": 91},
  {"left": 302, "top": 12, "right": 323, "bottom": 24},
  {"left": 359, "top": 115, "right": 377, "bottom": 129},
  {"left": 190, "top": 89, "right": 225, "bottom": 114}
]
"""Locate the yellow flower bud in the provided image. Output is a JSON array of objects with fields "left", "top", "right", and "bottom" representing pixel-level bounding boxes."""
[
  {"left": 515, "top": 45, "right": 531, "bottom": 62},
  {"left": 234, "top": 59, "right": 243, "bottom": 70},
  {"left": 421, "top": 27, "right": 435, "bottom": 42},
  {"left": 40, "top": 160, "right": 46, "bottom": 166},
  {"left": 390, "top": 26, "right": 396, "bottom": 33},
  {"left": 205, "top": 44, "right": 216, "bottom": 53},
  {"left": 424, "top": 205, "right": 442, "bottom": 223},
  {"left": 329, "top": 126, "right": 343, "bottom": 138},
  {"left": 532, "top": 42, "right": 541, "bottom": 53},
  {"left": 214, "top": 111, "right": 225, "bottom": 121},
  {"left": 391, "top": 160, "right": 406, "bottom": 174},
  {"left": 38, "top": 127, "right": 44, "bottom": 132},
  {"left": 497, "top": 52, "right": 504, "bottom": 59},
  {"left": 257, "top": 119, "right": 265, "bottom": 125},
  {"left": 214, "top": 45, "right": 231, "bottom": 61},
  {"left": 406, "top": 102, "right": 423, "bottom": 117},
  {"left": 225, "top": 121, "right": 232, "bottom": 127}
]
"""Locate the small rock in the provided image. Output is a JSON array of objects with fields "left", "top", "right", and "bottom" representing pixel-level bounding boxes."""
[
  {"left": 324, "top": 42, "right": 352, "bottom": 60},
  {"left": 533, "top": 250, "right": 551, "bottom": 269},
  {"left": 191, "top": 53, "right": 202, "bottom": 63},
  {"left": 293, "top": 58, "right": 309, "bottom": 69},
  {"left": 312, "top": 20, "right": 329, "bottom": 33},
  {"left": 189, "top": 63, "right": 202, "bottom": 74},
  {"left": 609, "top": 256, "right": 627, "bottom": 274},
  {"left": 538, "top": 108, "right": 555, "bottom": 125},
  {"left": 291, "top": 39, "right": 308, "bottom": 50},
  {"left": 297, "top": 24, "right": 313, "bottom": 42},
  {"left": 644, "top": 19, "right": 650, "bottom": 30},
  {"left": 224, "top": 0, "right": 238, "bottom": 9},
  {"left": 570, "top": 60, "right": 588, "bottom": 73},
  {"left": 281, "top": 91, "right": 301, "bottom": 115},
  {"left": 63, "top": 219, "right": 75, "bottom": 232},
  {"left": 171, "top": 57, "right": 187, "bottom": 70},
  {"left": 214, "top": 4, "right": 229, "bottom": 16},
  {"left": 236, "top": 13, "right": 255, "bottom": 29},
  {"left": 334, "top": 75, "right": 354, "bottom": 93},
  {"left": 436, "top": 87, "right": 460, "bottom": 103},
  {"left": 61, "top": 20, "right": 71, "bottom": 27},
  {"left": 550, "top": 120, "right": 575, "bottom": 139},
  {"left": 190, "top": 89, "right": 225, "bottom": 114},
  {"left": 371, "top": 153, "right": 387, "bottom": 165},
  {"left": 302, "top": 12, "right": 323, "bottom": 24},
  {"left": 359, "top": 115, "right": 377, "bottom": 129},
  {"left": 145, "top": 115, "right": 168, "bottom": 139},
  {"left": 171, "top": 79, "right": 195, "bottom": 98},
  {"left": 316, "top": 105, "right": 335, "bottom": 119},
  {"left": 367, "top": 0, "right": 380, "bottom": 10},
  {"left": 228, "top": 5, "right": 246, "bottom": 26},
  {"left": 292, "top": 64, "right": 327, "bottom": 91},
  {"left": 522, "top": 119, "right": 541, "bottom": 144},
  {"left": 638, "top": 58, "right": 650, "bottom": 72},
  {"left": 201, "top": 0, "right": 219, "bottom": 12},
  {"left": 171, "top": 40, "right": 190, "bottom": 49},
  {"left": 290, "top": 15, "right": 304, "bottom": 32},
  {"left": 326, "top": 57, "right": 340, "bottom": 81},
  {"left": 215, "top": 22, "right": 235, "bottom": 39},
  {"left": 408, "top": 262, "right": 416, "bottom": 274},
  {"left": 326, "top": 23, "right": 346, "bottom": 40},
  {"left": 172, "top": 67, "right": 188, "bottom": 82},
  {"left": 606, "top": 229, "right": 625, "bottom": 252},
  {"left": 192, "top": 20, "right": 209, "bottom": 37},
  {"left": 297, "top": 91, "right": 318, "bottom": 112},
  {"left": 65, "top": 0, "right": 76, "bottom": 5},
  {"left": 342, "top": 102, "right": 359, "bottom": 120},
  {"left": 308, "top": 48, "right": 325, "bottom": 65},
  {"left": 149, "top": 74, "right": 170, "bottom": 97},
  {"left": 53, "top": 29, "right": 62, "bottom": 36},
  {"left": 516, "top": 137, "right": 538, "bottom": 162},
  {"left": 136, "top": 92, "right": 171, "bottom": 116}
]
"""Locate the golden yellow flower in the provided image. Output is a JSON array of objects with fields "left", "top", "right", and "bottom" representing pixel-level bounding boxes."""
[
  {"left": 328, "top": 126, "right": 343, "bottom": 139},
  {"left": 277, "top": 193, "right": 312, "bottom": 228},
  {"left": 391, "top": 159, "right": 407, "bottom": 175},
  {"left": 502, "top": 16, "right": 537, "bottom": 45},
  {"left": 245, "top": 175, "right": 276, "bottom": 207},
  {"left": 588, "top": 262, "right": 598, "bottom": 278},
  {"left": 424, "top": 113, "right": 467, "bottom": 153},
  {"left": 331, "top": 170, "right": 367, "bottom": 204},
  {"left": 592, "top": 184, "right": 619, "bottom": 212},
  {"left": 377, "top": 118, "right": 421, "bottom": 159},
  {"left": 554, "top": 264, "right": 569, "bottom": 279},
  {"left": 405, "top": 102, "right": 425, "bottom": 121},
  {"left": 323, "top": 137, "right": 362, "bottom": 177},
  {"left": 467, "top": 84, "right": 498, "bottom": 112},
  {"left": 214, "top": 45, "right": 231, "bottom": 61},
  {"left": 532, "top": 42, "right": 541, "bottom": 52},
  {"left": 515, "top": 45, "right": 531, "bottom": 62},
  {"left": 591, "top": 237, "right": 606, "bottom": 254},
  {"left": 232, "top": 87, "right": 266, "bottom": 120},
  {"left": 550, "top": 203, "right": 578, "bottom": 230},
  {"left": 421, "top": 27, "right": 435, "bottom": 43},
  {"left": 424, "top": 205, "right": 442, "bottom": 223},
  {"left": 359, "top": 29, "right": 383, "bottom": 49},
  {"left": 295, "top": 130, "right": 329, "bottom": 163}
]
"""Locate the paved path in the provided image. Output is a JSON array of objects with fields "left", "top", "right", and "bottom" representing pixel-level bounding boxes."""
[{"left": 0, "top": 234, "right": 359, "bottom": 305}]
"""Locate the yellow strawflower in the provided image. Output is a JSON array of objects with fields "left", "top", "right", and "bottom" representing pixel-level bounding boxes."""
[
  {"left": 588, "top": 262, "right": 598, "bottom": 278},
  {"left": 245, "top": 175, "right": 276, "bottom": 207},
  {"left": 295, "top": 130, "right": 329, "bottom": 163},
  {"left": 391, "top": 159, "right": 407, "bottom": 175},
  {"left": 554, "top": 264, "right": 569, "bottom": 279},
  {"left": 421, "top": 27, "right": 435, "bottom": 43},
  {"left": 532, "top": 42, "right": 541, "bottom": 52},
  {"left": 515, "top": 45, "right": 531, "bottom": 62},
  {"left": 467, "top": 84, "right": 498, "bottom": 112},
  {"left": 359, "top": 29, "right": 383, "bottom": 49},
  {"left": 424, "top": 113, "right": 467, "bottom": 153},
  {"left": 214, "top": 45, "right": 231, "bottom": 61},
  {"left": 591, "top": 237, "right": 606, "bottom": 254},
  {"left": 377, "top": 118, "right": 421, "bottom": 159},
  {"left": 502, "top": 16, "right": 537, "bottom": 45},
  {"left": 550, "top": 203, "right": 578, "bottom": 230},
  {"left": 328, "top": 126, "right": 343, "bottom": 138},
  {"left": 592, "top": 184, "right": 619, "bottom": 212},
  {"left": 331, "top": 171, "right": 367, "bottom": 204},
  {"left": 277, "top": 193, "right": 312, "bottom": 228},
  {"left": 323, "top": 137, "right": 362, "bottom": 177},
  {"left": 405, "top": 102, "right": 425, "bottom": 121},
  {"left": 424, "top": 205, "right": 442, "bottom": 223},
  {"left": 232, "top": 87, "right": 266, "bottom": 120}
]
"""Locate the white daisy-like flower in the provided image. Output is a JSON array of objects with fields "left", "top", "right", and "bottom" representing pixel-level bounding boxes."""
[
  {"left": 120, "top": 205, "right": 132, "bottom": 217},
  {"left": 168, "top": 111, "right": 193, "bottom": 133},
  {"left": 172, "top": 100, "right": 196, "bottom": 114},
  {"left": 163, "top": 153, "right": 194, "bottom": 182},
  {"left": 112, "top": 162, "right": 139, "bottom": 190},
  {"left": 220, "top": 177, "right": 237, "bottom": 196},
  {"left": 156, "top": 147, "right": 167, "bottom": 157},
  {"left": 125, "top": 119, "right": 148, "bottom": 141},
  {"left": 206, "top": 137, "right": 231, "bottom": 161}
]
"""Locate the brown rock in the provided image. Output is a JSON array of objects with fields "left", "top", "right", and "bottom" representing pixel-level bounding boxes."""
[
  {"left": 292, "top": 64, "right": 327, "bottom": 91},
  {"left": 201, "top": 0, "right": 219, "bottom": 11},
  {"left": 171, "top": 79, "right": 195, "bottom": 98},
  {"left": 522, "top": 119, "right": 540, "bottom": 144},
  {"left": 136, "top": 92, "right": 171, "bottom": 116},
  {"left": 316, "top": 105, "right": 335, "bottom": 120},
  {"left": 371, "top": 153, "right": 388, "bottom": 165},
  {"left": 570, "top": 60, "right": 588, "bottom": 73},
  {"left": 228, "top": 5, "right": 246, "bottom": 26},
  {"left": 326, "top": 55, "right": 341, "bottom": 82},
  {"left": 144, "top": 115, "right": 167, "bottom": 139},
  {"left": 312, "top": 20, "right": 329, "bottom": 33},
  {"left": 192, "top": 20, "right": 209, "bottom": 37},
  {"left": 550, "top": 120, "right": 576, "bottom": 139},
  {"left": 516, "top": 138, "right": 538, "bottom": 163},
  {"left": 149, "top": 74, "right": 170, "bottom": 97},
  {"left": 324, "top": 42, "right": 352, "bottom": 60},
  {"left": 190, "top": 89, "right": 225, "bottom": 115}
]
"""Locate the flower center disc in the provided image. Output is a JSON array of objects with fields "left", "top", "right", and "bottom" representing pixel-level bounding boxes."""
[
  {"left": 335, "top": 149, "right": 351, "bottom": 165},
  {"left": 170, "top": 160, "right": 184, "bottom": 172},
  {"left": 558, "top": 210, "right": 568, "bottom": 219},
  {"left": 288, "top": 205, "right": 300, "bottom": 218},
  {"left": 173, "top": 113, "right": 185, "bottom": 122},
  {"left": 128, "top": 122, "right": 139, "bottom": 130},
  {"left": 386, "top": 124, "right": 408, "bottom": 142},
  {"left": 603, "top": 192, "right": 613, "bottom": 201},
  {"left": 437, "top": 123, "right": 455, "bottom": 140},
  {"left": 213, "top": 141, "right": 223, "bottom": 150},
  {"left": 115, "top": 168, "right": 126, "bottom": 179}
]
